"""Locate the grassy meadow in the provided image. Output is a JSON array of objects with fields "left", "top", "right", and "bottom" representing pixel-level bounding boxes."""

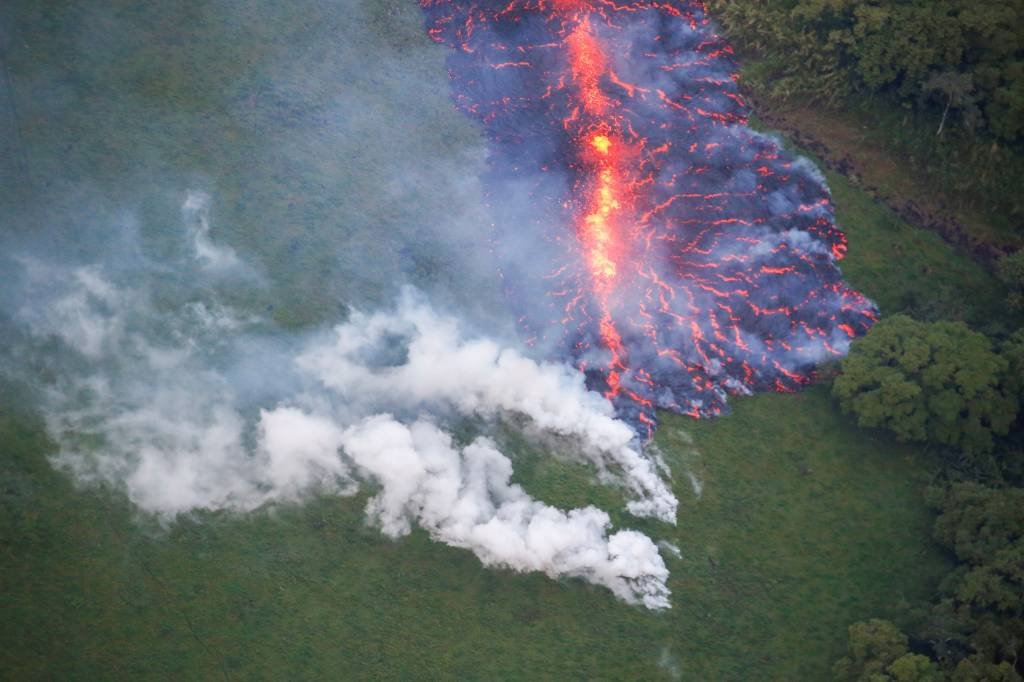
[
  {"left": 0, "top": 384, "right": 951, "bottom": 680},
  {"left": 0, "top": 0, "right": 1014, "bottom": 679}
]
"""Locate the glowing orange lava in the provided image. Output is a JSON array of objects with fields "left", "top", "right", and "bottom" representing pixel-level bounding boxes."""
[{"left": 565, "top": 18, "right": 634, "bottom": 397}]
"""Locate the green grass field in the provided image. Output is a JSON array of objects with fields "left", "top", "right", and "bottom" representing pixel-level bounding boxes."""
[
  {"left": 0, "top": 1, "right": 1014, "bottom": 679},
  {"left": 0, "top": 384, "right": 952, "bottom": 680}
]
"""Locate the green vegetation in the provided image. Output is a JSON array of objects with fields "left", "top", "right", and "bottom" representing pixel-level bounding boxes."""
[
  {"left": 708, "top": 0, "right": 1024, "bottom": 248},
  {"left": 925, "top": 484, "right": 1024, "bottom": 678},
  {"left": 826, "top": 294, "right": 1024, "bottom": 679},
  {"left": 832, "top": 484, "right": 1024, "bottom": 681},
  {"left": 706, "top": 0, "right": 1024, "bottom": 142},
  {"left": 712, "top": 12, "right": 1024, "bottom": 670},
  {"left": 833, "top": 316, "right": 1017, "bottom": 458},
  {"left": 0, "top": 382, "right": 952, "bottom": 680},
  {"left": 833, "top": 619, "right": 942, "bottom": 681},
  {"left": 998, "top": 252, "right": 1024, "bottom": 310}
]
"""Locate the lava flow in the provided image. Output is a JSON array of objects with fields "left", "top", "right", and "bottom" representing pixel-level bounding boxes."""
[{"left": 420, "top": 0, "right": 878, "bottom": 436}]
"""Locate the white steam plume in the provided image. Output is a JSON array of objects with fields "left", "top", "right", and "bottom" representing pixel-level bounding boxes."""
[
  {"left": 339, "top": 414, "right": 669, "bottom": 609},
  {"left": 297, "top": 290, "right": 678, "bottom": 523}
]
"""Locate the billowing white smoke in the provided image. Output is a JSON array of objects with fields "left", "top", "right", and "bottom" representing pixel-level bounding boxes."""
[
  {"left": 13, "top": 214, "right": 677, "bottom": 608},
  {"left": 296, "top": 291, "right": 678, "bottom": 523},
  {"left": 257, "top": 407, "right": 355, "bottom": 502},
  {"left": 340, "top": 415, "right": 669, "bottom": 609}
]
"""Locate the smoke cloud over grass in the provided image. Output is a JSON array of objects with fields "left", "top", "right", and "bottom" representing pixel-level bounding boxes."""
[
  {"left": 0, "top": 0, "right": 697, "bottom": 610},
  {"left": 297, "top": 293, "right": 677, "bottom": 522},
  {"left": 342, "top": 415, "right": 669, "bottom": 608},
  {"left": 1, "top": 191, "right": 676, "bottom": 609}
]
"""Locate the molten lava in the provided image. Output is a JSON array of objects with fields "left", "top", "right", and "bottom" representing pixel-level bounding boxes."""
[{"left": 421, "top": 0, "right": 878, "bottom": 436}]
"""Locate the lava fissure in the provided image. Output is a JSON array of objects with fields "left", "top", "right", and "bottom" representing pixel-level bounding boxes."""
[{"left": 421, "top": 0, "right": 877, "bottom": 436}]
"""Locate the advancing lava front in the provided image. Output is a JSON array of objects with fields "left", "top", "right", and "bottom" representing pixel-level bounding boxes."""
[{"left": 420, "top": 0, "right": 877, "bottom": 436}]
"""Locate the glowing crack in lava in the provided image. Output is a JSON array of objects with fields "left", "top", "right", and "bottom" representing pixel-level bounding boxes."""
[{"left": 421, "top": 0, "right": 878, "bottom": 435}]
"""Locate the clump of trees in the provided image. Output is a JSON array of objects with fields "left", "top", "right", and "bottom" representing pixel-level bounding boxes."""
[
  {"left": 831, "top": 315, "right": 1024, "bottom": 678},
  {"left": 832, "top": 315, "right": 1017, "bottom": 460},
  {"left": 833, "top": 619, "right": 943, "bottom": 681},
  {"left": 924, "top": 484, "right": 1024, "bottom": 674},
  {"left": 705, "top": 0, "right": 1024, "bottom": 143}
]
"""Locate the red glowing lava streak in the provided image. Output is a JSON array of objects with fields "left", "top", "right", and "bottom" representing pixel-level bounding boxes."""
[{"left": 566, "top": 18, "right": 630, "bottom": 398}]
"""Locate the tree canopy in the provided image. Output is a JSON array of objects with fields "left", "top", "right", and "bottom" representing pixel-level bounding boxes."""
[
  {"left": 922, "top": 484, "right": 1024, "bottom": 678},
  {"left": 706, "top": 0, "right": 1024, "bottom": 142},
  {"left": 832, "top": 619, "right": 944, "bottom": 681},
  {"left": 833, "top": 315, "right": 1018, "bottom": 456}
]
